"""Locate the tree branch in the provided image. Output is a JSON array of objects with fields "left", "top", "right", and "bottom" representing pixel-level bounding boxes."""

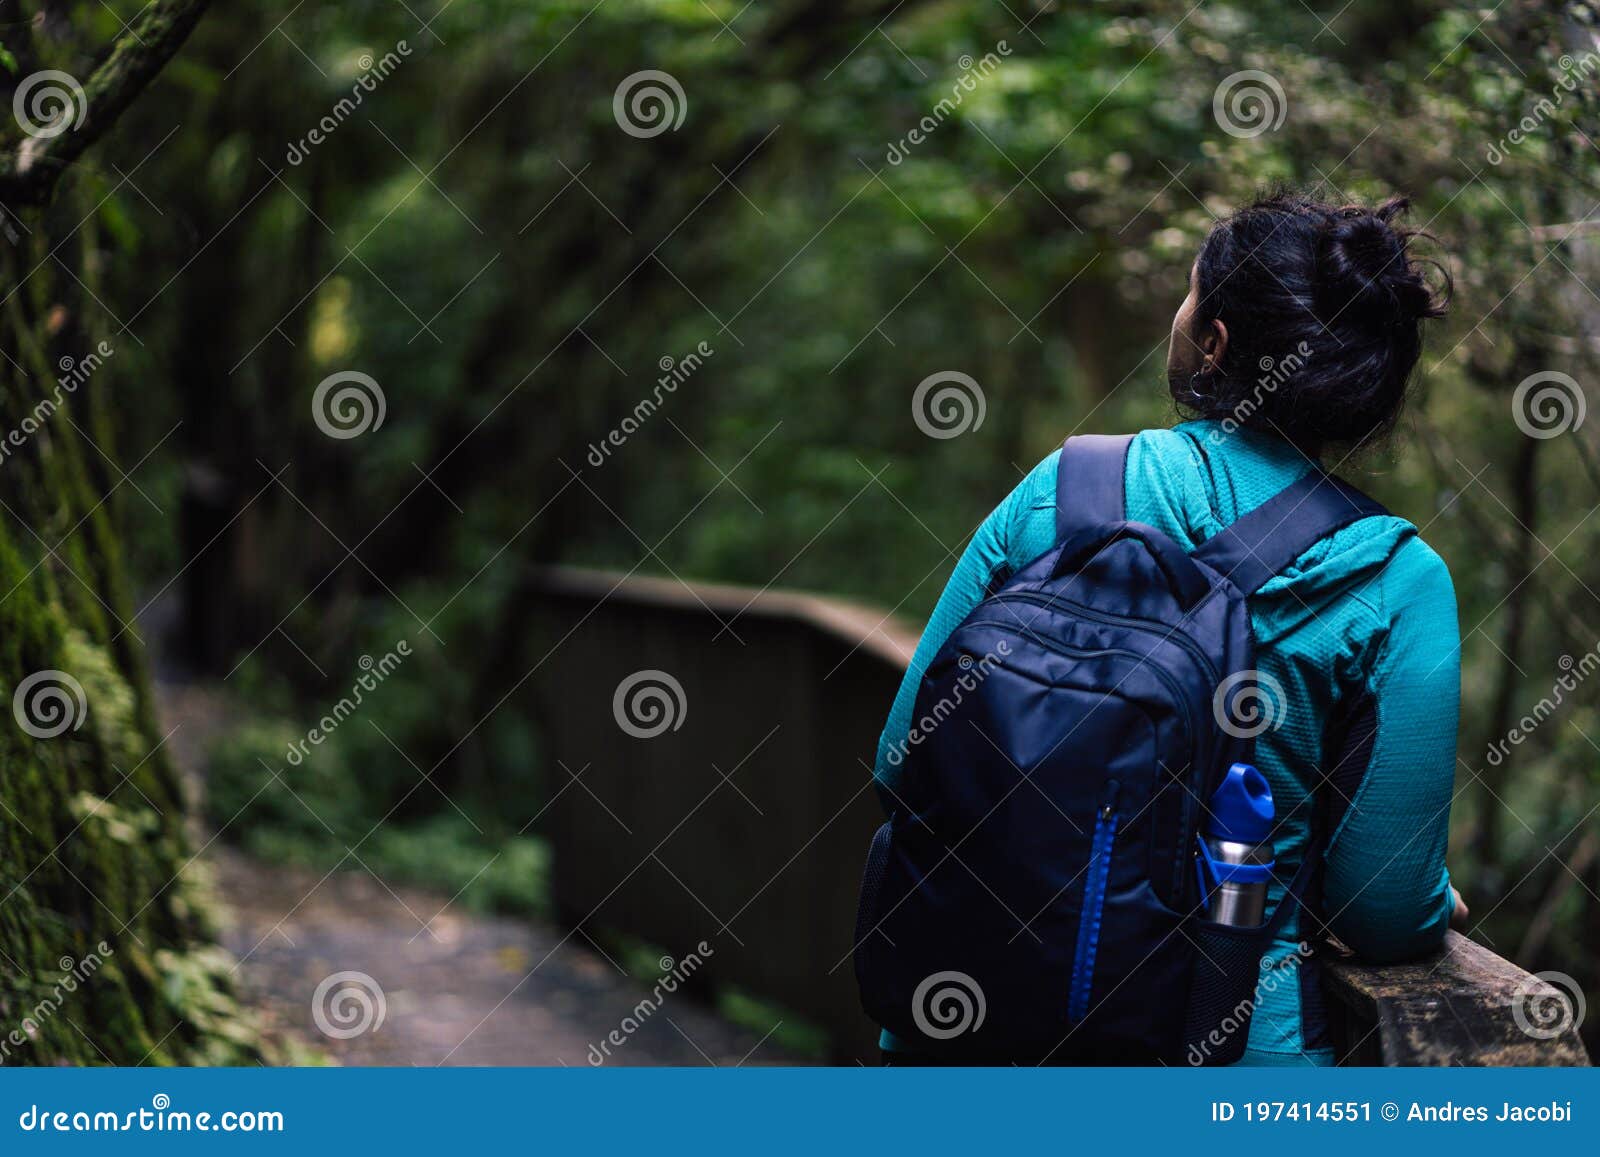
[{"left": 0, "top": 0, "right": 214, "bottom": 206}]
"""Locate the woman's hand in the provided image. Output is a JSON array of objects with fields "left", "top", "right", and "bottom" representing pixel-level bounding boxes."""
[{"left": 1449, "top": 885, "right": 1470, "bottom": 931}]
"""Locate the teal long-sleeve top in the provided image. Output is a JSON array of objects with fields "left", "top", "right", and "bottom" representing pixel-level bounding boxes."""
[{"left": 874, "top": 421, "right": 1460, "bottom": 1065}]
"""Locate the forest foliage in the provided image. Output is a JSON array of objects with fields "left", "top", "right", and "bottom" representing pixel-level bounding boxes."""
[{"left": 3, "top": 0, "right": 1599, "bottom": 1058}]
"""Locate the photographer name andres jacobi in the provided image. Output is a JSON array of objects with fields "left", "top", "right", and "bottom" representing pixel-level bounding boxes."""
[{"left": 1410, "top": 1101, "right": 1574, "bottom": 1123}]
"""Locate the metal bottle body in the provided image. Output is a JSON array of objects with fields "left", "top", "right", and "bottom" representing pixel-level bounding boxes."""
[{"left": 1203, "top": 835, "right": 1273, "bottom": 927}]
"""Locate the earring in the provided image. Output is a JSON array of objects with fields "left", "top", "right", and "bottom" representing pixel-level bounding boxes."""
[{"left": 1187, "top": 370, "right": 1214, "bottom": 403}]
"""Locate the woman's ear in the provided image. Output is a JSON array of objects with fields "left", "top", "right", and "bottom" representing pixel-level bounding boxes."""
[{"left": 1201, "top": 318, "right": 1229, "bottom": 373}]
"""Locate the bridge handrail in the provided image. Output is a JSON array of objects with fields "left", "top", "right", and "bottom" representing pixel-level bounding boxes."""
[{"left": 528, "top": 565, "right": 1590, "bottom": 1066}]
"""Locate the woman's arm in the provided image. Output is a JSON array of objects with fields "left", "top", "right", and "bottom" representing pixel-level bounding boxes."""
[
  {"left": 873, "top": 454, "right": 1059, "bottom": 797},
  {"left": 1321, "top": 536, "right": 1461, "bottom": 962}
]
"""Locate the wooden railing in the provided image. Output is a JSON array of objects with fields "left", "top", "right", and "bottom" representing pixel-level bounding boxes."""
[
  {"left": 1324, "top": 933, "right": 1589, "bottom": 1065},
  {"left": 526, "top": 565, "right": 1590, "bottom": 1066}
]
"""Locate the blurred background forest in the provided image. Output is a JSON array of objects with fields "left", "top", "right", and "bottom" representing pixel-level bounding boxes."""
[{"left": 1, "top": 0, "right": 1598, "bottom": 1062}]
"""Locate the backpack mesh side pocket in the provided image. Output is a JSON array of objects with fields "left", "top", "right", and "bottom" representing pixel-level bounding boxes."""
[{"left": 1181, "top": 918, "right": 1273, "bottom": 1067}]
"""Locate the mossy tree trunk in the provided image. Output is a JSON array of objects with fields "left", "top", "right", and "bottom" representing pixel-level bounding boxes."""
[{"left": 0, "top": 0, "right": 263, "bottom": 1066}]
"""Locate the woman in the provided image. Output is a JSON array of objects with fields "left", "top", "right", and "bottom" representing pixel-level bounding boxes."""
[{"left": 875, "top": 192, "right": 1466, "bottom": 1065}]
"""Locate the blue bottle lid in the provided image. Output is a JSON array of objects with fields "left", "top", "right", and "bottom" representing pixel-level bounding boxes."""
[{"left": 1206, "top": 762, "right": 1274, "bottom": 843}]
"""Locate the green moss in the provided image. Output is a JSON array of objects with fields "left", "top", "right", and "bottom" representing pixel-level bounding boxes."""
[
  {"left": 0, "top": 197, "right": 268, "bottom": 1066},
  {"left": 60, "top": 629, "right": 142, "bottom": 767}
]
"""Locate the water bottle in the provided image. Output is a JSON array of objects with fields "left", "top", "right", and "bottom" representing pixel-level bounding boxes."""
[{"left": 1198, "top": 763, "right": 1275, "bottom": 926}]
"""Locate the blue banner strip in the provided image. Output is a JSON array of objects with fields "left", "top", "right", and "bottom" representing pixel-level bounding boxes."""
[{"left": 1, "top": 1066, "right": 1595, "bottom": 1153}]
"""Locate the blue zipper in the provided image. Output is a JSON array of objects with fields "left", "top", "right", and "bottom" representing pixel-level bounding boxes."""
[
  {"left": 980, "top": 593, "right": 1212, "bottom": 900},
  {"left": 1068, "top": 782, "right": 1119, "bottom": 1023}
]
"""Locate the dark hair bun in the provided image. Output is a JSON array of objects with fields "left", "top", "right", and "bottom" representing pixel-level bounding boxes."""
[
  {"left": 1180, "top": 190, "right": 1450, "bottom": 451},
  {"left": 1315, "top": 199, "right": 1444, "bottom": 328}
]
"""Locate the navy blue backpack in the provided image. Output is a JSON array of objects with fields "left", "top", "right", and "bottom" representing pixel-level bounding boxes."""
[{"left": 854, "top": 433, "right": 1388, "bottom": 1064}]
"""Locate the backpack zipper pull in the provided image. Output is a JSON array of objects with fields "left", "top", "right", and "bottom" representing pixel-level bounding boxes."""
[{"left": 1100, "top": 780, "right": 1119, "bottom": 822}]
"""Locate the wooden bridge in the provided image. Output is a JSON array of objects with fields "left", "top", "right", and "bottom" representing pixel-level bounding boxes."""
[{"left": 527, "top": 566, "right": 1590, "bottom": 1066}]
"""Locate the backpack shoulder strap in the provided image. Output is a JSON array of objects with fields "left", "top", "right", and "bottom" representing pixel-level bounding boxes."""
[
  {"left": 1190, "top": 470, "right": 1391, "bottom": 597},
  {"left": 1055, "top": 433, "right": 1135, "bottom": 540}
]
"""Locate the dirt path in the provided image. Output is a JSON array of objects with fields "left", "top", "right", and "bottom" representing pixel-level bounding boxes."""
[{"left": 164, "top": 684, "right": 797, "bottom": 1066}]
